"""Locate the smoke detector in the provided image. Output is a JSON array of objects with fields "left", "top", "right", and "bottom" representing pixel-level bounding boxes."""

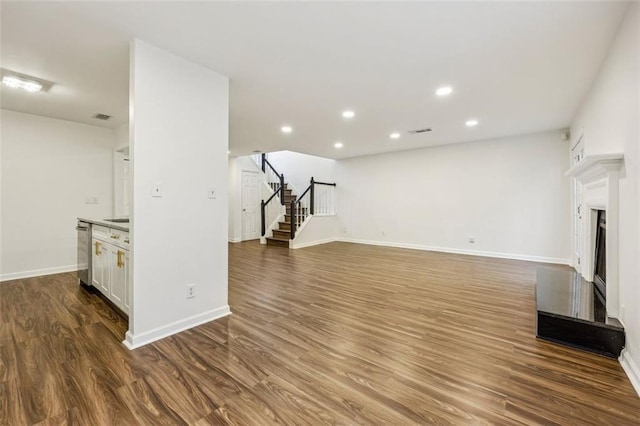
[{"left": 93, "top": 113, "right": 111, "bottom": 121}]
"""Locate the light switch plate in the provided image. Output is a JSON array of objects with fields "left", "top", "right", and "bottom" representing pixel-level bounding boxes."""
[
  {"left": 208, "top": 187, "right": 216, "bottom": 199},
  {"left": 152, "top": 183, "right": 163, "bottom": 198}
]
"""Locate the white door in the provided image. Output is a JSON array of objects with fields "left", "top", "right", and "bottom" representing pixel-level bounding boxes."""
[
  {"left": 92, "top": 238, "right": 110, "bottom": 296},
  {"left": 123, "top": 250, "right": 130, "bottom": 314},
  {"left": 242, "top": 170, "right": 260, "bottom": 240},
  {"left": 109, "top": 245, "right": 126, "bottom": 311}
]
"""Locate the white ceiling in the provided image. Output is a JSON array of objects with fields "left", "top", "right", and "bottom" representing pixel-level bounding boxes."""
[{"left": 0, "top": 1, "right": 629, "bottom": 159}]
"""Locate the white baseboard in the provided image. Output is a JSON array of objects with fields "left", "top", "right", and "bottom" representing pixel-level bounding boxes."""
[
  {"left": 228, "top": 238, "right": 242, "bottom": 243},
  {"left": 123, "top": 305, "right": 231, "bottom": 350},
  {"left": 291, "top": 237, "right": 338, "bottom": 249},
  {"left": 0, "top": 264, "right": 79, "bottom": 282},
  {"left": 620, "top": 349, "right": 640, "bottom": 397},
  {"left": 337, "top": 238, "right": 571, "bottom": 265}
]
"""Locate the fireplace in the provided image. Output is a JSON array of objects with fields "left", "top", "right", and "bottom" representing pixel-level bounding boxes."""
[
  {"left": 593, "top": 210, "right": 606, "bottom": 304},
  {"left": 565, "top": 153, "right": 623, "bottom": 318}
]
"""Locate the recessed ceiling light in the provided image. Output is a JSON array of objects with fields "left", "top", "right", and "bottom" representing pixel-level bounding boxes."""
[
  {"left": 2, "top": 75, "right": 43, "bottom": 92},
  {"left": 334, "top": 142, "right": 343, "bottom": 149},
  {"left": 465, "top": 119, "right": 479, "bottom": 127},
  {"left": 436, "top": 86, "right": 453, "bottom": 97},
  {"left": 390, "top": 132, "right": 401, "bottom": 139},
  {"left": 342, "top": 110, "right": 355, "bottom": 119},
  {"left": 281, "top": 126, "right": 292, "bottom": 134}
]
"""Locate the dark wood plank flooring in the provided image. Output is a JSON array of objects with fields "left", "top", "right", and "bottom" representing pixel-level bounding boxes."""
[{"left": 1, "top": 241, "right": 639, "bottom": 424}]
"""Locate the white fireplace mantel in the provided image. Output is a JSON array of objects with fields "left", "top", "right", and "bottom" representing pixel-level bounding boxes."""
[{"left": 565, "top": 153, "right": 624, "bottom": 318}]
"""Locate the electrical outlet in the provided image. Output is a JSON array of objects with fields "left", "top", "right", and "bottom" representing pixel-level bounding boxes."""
[
  {"left": 187, "top": 284, "right": 196, "bottom": 299},
  {"left": 469, "top": 237, "right": 476, "bottom": 244}
]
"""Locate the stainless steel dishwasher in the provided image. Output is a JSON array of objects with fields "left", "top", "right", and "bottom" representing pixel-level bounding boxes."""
[{"left": 77, "top": 220, "right": 91, "bottom": 286}]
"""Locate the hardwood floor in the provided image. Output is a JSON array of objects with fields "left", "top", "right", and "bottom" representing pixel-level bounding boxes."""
[{"left": 2, "top": 241, "right": 639, "bottom": 425}]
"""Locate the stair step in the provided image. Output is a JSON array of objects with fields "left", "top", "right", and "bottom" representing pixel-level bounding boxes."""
[
  {"left": 272, "top": 229, "right": 291, "bottom": 239},
  {"left": 285, "top": 206, "right": 308, "bottom": 213},
  {"left": 284, "top": 213, "right": 308, "bottom": 222},
  {"left": 278, "top": 222, "right": 292, "bottom": 231},
  {"left": 266, "top": 237, "right": 289, "bottom": 248}
]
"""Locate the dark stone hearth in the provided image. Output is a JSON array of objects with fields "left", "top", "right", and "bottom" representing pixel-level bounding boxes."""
[{"left": 535, "top": 267, "right": 624, "bottom": 358}]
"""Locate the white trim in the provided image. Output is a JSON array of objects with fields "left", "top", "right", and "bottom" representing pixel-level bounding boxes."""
[
  {"left": 620, "top": 349, "right": 640, "bottom": 397},
  {"left": 0, "top": 264, "right": 79, "bottom": 282},
  {"left": 291, "top": 237, "right": 338, "bottom": 249},
  {"left": 565, "top": 153, "right": 624, "bottom": 318},
  {"left": 123, "top": 305, "right": 231, "bottom": 350},
  {"left": 337, "top": 238, "right": 571, "bottom": 265},
  {"left": 564, "top": 153, "right": 624, "bottom": 178},
  {"left": 228, "top": 238, "right": 242, "bottom": 243}
]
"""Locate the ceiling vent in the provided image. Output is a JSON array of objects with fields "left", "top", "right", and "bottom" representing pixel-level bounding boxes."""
[
  {"left": 93, "top": 113, "right": 111, "bottom": 121},
  {"left": 408, "top": 128, "right": 432, "bottom": 134}
]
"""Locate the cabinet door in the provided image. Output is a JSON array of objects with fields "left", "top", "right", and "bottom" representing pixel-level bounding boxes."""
[
  {"left": 91, "top": 238, "right": 110, "bottom": 296},
  {"left": 123, "top": 250, "right": 130, "bottom": 314},
  {"left": 110, "top": 245, "right": 126, "bottom": 311}
]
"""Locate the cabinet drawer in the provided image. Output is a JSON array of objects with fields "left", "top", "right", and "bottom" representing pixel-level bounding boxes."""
[
  {"left": 110, "top": 229, "right": 130, "bottom": 249},
  {"left": 92, "top": 225, "right": 111, "bottom": 241}
]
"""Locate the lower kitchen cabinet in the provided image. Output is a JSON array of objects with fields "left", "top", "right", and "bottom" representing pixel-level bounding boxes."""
[
  {"left": 92, "top": 237, "right": 110, "bottom": 295},
  {"left": 109, "top": 244, "right": 128, "bottom": 312},
  {"left": 91, "top": 227, "right": 130, "bottom": 315}
]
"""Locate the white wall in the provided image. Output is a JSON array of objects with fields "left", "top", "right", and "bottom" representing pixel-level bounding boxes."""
[
  {"left": 113, "top": 122, "right": 130, "bottom": 217},
  {"left": 336, "top": 130, "right": 571, "bottom": 263},
  {"left": 570, "top": 3, "right": 640, "bottom": 393},
  {"left": 127, "top": 39, "right": 229, "bottom": 348},
  {"left": 0, "top": 109, "right": 116, "bottom": 280},
  {"left": 114, "top": 122, "right": 129, "bottom": 150},
  {"left": 266, "top": 150, "right": 336, "bottom": 197},
  {"left": 290, "top": 216, "right": 340, "bottom": 249}
]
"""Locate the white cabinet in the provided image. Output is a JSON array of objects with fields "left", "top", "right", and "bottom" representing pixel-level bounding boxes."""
[
  {"left": 91, "top": 226, "right": 130, "bottom": 315},
  {"left": 91, "top": 237, "right": 110, "bottom": 294},
  {"left": 109, "top": 244, "right": 127, "bottom": 311}
]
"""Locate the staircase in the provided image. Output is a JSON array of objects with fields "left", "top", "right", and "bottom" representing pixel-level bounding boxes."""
[
  {"left": 258, "top": 154, "right": 335, "bottom": 248},
  {"left": 266, "top": 185, "right": 298, "bottom": 247}
]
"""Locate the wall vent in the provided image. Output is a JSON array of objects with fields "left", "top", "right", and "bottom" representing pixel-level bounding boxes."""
[
  {"left": 408, "top": 128, "right": 432, "bottom": 134},
  {"left": 93, "top": 113, "right": 111, "bottom": 121}
]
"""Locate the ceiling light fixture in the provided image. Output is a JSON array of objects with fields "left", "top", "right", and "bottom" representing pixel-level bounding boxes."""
[
  {"left": 281, "top": 125, "right": 292, "bottom": 134},
  {"left": 390, "top": 132, "right": 401, "bottom": 139},
  {"left": 465, "top": 119, "right": 479, "bottom": 127},
  {"left": 2, "top": 75, "right": 43, "bottom": 92},
  {"left": 342, "top": 110, "right": 355, "bottom": 119},
  {"left": 334, "top": 142, "right": 343, "bottom": 149},
  {"left": 436, "top": 86, "right": 453, "bottom": 97}
]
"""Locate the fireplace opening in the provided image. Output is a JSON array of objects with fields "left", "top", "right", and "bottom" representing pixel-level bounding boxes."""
[{"left": 593, "top": 210, "right": 606, "bottom": 304}]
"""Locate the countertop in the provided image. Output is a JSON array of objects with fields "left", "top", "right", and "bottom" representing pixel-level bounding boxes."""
[{"left": 78, "top": 217, "right": 130, "bottom": 232}]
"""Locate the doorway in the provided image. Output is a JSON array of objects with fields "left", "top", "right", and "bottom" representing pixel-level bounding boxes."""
[{"left": 241, "top": 170, "right": 260, "bottom": 240}]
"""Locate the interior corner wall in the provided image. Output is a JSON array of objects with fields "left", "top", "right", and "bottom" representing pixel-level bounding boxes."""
[
  {"left": 0, "top": 109, "right": 116, "bottom": 281},
  {"left": 569, "top": 2, "right": 639, "bottom": 392},
  {"left": 336, "top": 130, "right": 571, "bottom": 264},
  {"left": 128, "top": 39, "right": 229, "bottom": 348}
]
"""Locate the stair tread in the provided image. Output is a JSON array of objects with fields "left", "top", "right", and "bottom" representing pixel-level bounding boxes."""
[{"left": 267, "top": 236, "right": 290, "bottom": 241}]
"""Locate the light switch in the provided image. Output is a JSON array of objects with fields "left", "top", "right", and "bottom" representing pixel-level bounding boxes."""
[
  {"left": 208, "top": 187, "right": 216, "bottom": 199},
  {"left": 152, "top": 183, "right": 163, "bottom": 198}
]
